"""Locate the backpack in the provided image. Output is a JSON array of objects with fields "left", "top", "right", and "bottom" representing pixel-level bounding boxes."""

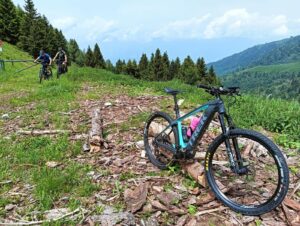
[{"left": 58, "top": 51, "right": 65, "bottom": 62}]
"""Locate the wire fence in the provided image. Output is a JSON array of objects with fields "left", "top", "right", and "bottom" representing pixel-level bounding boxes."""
[{"left": 0, "top": 59, "right": 33, "bottom": 72}]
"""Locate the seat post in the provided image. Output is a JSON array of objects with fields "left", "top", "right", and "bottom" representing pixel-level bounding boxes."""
[{"left": 173, "top": 94, "right": 180, "bottom": 119}]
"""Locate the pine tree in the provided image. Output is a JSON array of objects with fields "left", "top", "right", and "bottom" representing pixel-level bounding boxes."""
[
  {"left": 162, "top": 52, "right": 170, "bottom": 80},
  {"left": 18, "top": 0, "right": 39, "bottom": 53},
  {"left": 105, "top": 59, "right": 114, "bottom": 72},
  {"left": 85, "top": 46, "right": 94, "bottom": 67},
  {"left": 131, "top": 60, "right": 138, "bottom": 78},
  {"left": 152, "top": 48, "right": 164, "bottom": 81},
  {"left": 67, "top": 39, "right": 80, "bottom": 63},
  {"left": 56, "top": 30, "right": 67, "bottom": 52},
  {"left": 121, "top": 60, "right": 127, "bottom": 74},
  {"left": 0, "top": 0, "right": 20, "bottom": 44},
  {"left": 76, "top": 50, "right": 86, "bottom": 67},
  {"left": 180, "top": 56, "right": 197, "bottom": 85},
  {"left": 47, "top": 25, "right": 59, "bottom": 56},
  {"left": 207, "top": 66, "right": 217, "bottom": 84},
  {"left": 138, "top": 53, "right": 149, "bottom": 79},
  {"left": 196, "top": 57, "right": 207, "bottom": 83},
  {"left": 16, "top": 5, "right": 25, "bottom": 19},
  {"left": 28, "top": 16, "right": 51, "bottom": 57},
  {"left": 126, "top": 60, "right": 133, "bottom": 75},
  {"left": 170, "top": 57, "right": 181, "bottom": 79},
  {"left": 126, "top": 60, "right": 138, "bottom": 77},
  {"left": 147, "top": 53, "right": 155, "bottom": 80},
  {"left": 115, "top": 59, "right": 123, "bottom": 74},
  {"left": 93, "top": 43, "right": 105, "bottom": 69}
]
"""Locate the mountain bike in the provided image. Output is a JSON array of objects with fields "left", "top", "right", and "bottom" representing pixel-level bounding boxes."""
[
  {"left": 38, "top": 63, "right": 52, "bottom": 83},
  {"left": 143, "top": 85, "right": 289, "bottom": 215},
  {"left": 56, "top": 61, "right": 67, "bottom": 79}
]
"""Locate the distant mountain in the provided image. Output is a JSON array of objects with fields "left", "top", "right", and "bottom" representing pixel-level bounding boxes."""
[
  {"left": 222, "top": 62, "right": 300, "bottom": 102},
  {"left": 209, "top": 35, "right": 300, "bottom": 75}
]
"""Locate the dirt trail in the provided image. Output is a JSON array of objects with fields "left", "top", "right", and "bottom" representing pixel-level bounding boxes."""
[
  {"left": 70, "top": 94, "right": 300, "bottom": 225},
  {"left": 1, "top": 91, "right": 299, "bottom": 225}
]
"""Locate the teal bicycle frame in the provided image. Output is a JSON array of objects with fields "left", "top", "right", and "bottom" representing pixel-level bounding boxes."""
[
  {"left": 173, "top": 104, "right": 209, "bottom": 149},
  {"left": 154, "top": 99, "right": 224, "bottom": 157}
]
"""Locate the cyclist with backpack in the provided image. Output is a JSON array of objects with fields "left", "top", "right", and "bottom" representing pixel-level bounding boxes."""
[{"left": 53, "top": 47, "right": 68, "bottom": 77}]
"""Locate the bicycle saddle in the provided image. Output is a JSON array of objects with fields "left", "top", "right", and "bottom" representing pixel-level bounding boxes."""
[{"left": 164, "top": 88, "right": 182, "bottom": 95}]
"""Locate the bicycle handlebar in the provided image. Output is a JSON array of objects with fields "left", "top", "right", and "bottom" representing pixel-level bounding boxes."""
[{"left": 197, "top": 84, "right": 240, "bottom": 96}]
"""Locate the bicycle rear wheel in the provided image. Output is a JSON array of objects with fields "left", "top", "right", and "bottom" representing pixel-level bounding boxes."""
[
  {"left": 205, "top": 128, "right": 289, "bottom": 215},
  {"left": 144, "top": 112, "right": 178, "bottom": 170}
]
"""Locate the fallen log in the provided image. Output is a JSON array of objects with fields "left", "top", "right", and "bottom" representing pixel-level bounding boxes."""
[
  {"left": 17, "top": 129, "right": 71, "bottom": 135},
  {"left": 84, "top": 108, "right": 104, "bottom": 152}
]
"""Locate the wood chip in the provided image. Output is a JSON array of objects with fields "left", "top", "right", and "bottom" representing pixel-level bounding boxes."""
[
  {"left": 283, "top": 197, "right": 300, "bottom": 211},
  {"left": 124, "top": 182, "right": 149, "bottom": 213}
]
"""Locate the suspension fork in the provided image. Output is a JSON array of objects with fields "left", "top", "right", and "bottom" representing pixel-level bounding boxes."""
[
  {"left": 224, "top": 113, "right": 244, "bottom": 168},
  {"left": 218, "top": 114, "right": 237, "bottom": 170},
  {"left": 218, "top": 114, "right": 246, "bottom": 174}
]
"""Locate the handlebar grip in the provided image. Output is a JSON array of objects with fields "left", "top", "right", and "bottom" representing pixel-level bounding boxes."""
[{"left": 197, "top": 84, "right": 211, "bottom": 90}]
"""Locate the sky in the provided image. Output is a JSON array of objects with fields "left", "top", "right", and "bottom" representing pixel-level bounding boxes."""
[{"left": 12, "top": 0, "right": 300, "bottom": 63}]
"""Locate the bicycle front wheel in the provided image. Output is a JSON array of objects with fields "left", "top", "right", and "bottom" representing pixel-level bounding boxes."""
[{"left": 205, "top": 128, "right": 289, "bottom": 215}]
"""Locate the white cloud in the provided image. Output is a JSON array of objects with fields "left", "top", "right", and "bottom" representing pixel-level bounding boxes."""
[
  {"left": 52, "top": 17, "right": 76, "bottom": 30},
  {"left": 203, "top": 9, "right": 253, "bottom": 38},
  {"left": 53, "top": 9, "right": 298, "bottom": 46},
  {"left": 151, "top": 15, "right": 210, "bottom": 39},
  {"left": 80, "top": 16, "right": 117, "bottom": 41},
  {"left": 203, "top": 9, "right": 291, "bottom": 39},
  {"left": 55, "top": 16, "right": 144, "bottom": 44},
  {"left": 273, "top": 25, "right": 288, "bottom": 35},
  {"left": 150, "top": 9, "right": 294, "bottom": 40}
]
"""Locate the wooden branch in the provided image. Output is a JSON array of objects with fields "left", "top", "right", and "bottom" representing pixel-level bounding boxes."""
[
  {"left": 0, "top": 208, "right": 82, "bottom": 226},
  {"left": 195, "top": 206, "right": 227, "bottom": 216},
  {"left": 127, "top": 175, "right": 176, "bottom": 182},
  {"left": 137, "top": 105, "right": 144, "bottom": 112},
  {"left": 17, "top": 130, "right": 71, "bottom": 135}
]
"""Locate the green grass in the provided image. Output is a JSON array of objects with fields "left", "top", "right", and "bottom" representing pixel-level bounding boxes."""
[
  {"left": 0, "top": 43, "right": 299, "bottom": 219},
  {"left": 242, "top": 62, "right": 300, "bottom": 74}
]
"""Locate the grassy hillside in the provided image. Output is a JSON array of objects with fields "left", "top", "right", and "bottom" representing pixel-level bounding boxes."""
[
  {"left": 242, "top": 61, "right": 300, "bottom": 73},
  {"left": 222, "top": 62, "right": 300, "bottom": 101},
  {"left": 1, "top": 44, "right": 299, "bottom": 149},
  {"left": 0, "top": 44, "right": 299, "bottom": 224},
  {"left": 210, "top": 35, "right": 300, "bottom": 75}
]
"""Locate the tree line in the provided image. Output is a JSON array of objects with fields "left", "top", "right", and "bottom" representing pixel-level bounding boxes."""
[
  {"left": 112, "top": 49, "right": 220, "bottom": 85},
  {"left": 0, "top": 0, "right": 67, "bottom": 57},
  {"left": 0, "top": 0, "right": 106, "bottom": 68},
  {"left": 0, "top": 0, "right": 219, "bottom": 86}
]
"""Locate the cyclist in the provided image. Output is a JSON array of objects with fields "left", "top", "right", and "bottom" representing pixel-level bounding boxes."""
[
  {"left": 34, "top": 50, "right": 52, "bottom": 75},
  {"left": 53, "top": 47, "right": 68, "bottom": 74}
]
